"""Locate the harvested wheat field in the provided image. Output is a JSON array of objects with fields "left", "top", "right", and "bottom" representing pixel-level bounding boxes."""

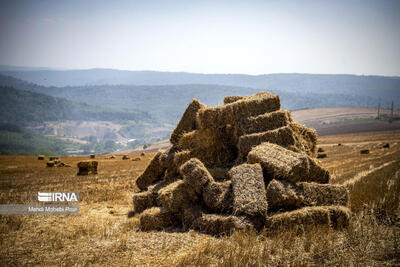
[{"left": 1, "top": 106, "right": 400, "bottom": 265}]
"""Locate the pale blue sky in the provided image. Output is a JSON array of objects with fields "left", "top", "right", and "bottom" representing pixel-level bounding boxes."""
[{"left": 0, "top": 0, "right": 399, "bottom": 75}]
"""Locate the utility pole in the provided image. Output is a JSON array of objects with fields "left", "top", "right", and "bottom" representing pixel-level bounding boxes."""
[
  {"left": 389, "top": 101, "right": 394, "bottom": 123},
  {"left": 377, "top": 101, "right": 381, "bottom": 120}
]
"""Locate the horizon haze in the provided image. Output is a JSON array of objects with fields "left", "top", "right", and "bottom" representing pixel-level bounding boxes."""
[{"left": 1, "top": 0, "right": 400, "bottom": 76}]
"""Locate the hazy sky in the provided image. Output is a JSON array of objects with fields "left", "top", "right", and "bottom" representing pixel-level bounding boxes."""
[{"left": 0, "top": 0, "right": 399, "bottom": 75}]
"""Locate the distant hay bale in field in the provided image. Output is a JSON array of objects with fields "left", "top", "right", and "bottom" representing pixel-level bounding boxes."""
[
  {"left": 170, "top": 99, "right": 205, "bottom": 145},
  {"left": 122, "top": 155, "right": 130, "bottom": 160},
  {"left": 139, "top": 207, "right": 176, "bottom": 231},
  {"left": 360, "top": 149, "right": 370, "bottom": 154},
  {"left": 223, "top": 95, "right": 245, "bottom": 105},
  {"left": 130, "top": 91, "right": 346, "bottom": 235},
  {"left": 317, "top": 147, "right": 325, "bottom": 152},
  {"left": 90, "top": 154, "right": 95, "bottom": 159},
  {"left": 141, "top": 152, "right": 145, "bottom": 156},
  {"left": 317, "top": 153, "right": 327, "bottom": 158},
  {"left": 46, "top": 161, "right": 55, "bottom": 167},
  {"left": 338, "top": 143, "right": 342, "bottom": 146},
  {"left": 136, "top": 151, "right": 165, "bottom": 190},
  {"left": 195, "top": 213, "right": 252, "bottom": 236},
  {"left": 77, "top": 160, "right": 98, "bottom": 175},
  {"left": 38, "top": 155, "right": 45, "bottom": 160},
  {"left": 56, "top": 162, "right": 65, "bottom": 167},
  {"left": 229, "top": 164, "right": 267, "bottom": 227},
  {"left": 247, "top": 142, "right": 329, "bottom": 184},
  {"left": 383, "top": 143, "right": 390, "bottom": 148},
  {"left": 132, "top": 157, "right": 141, "bottom": 161},
  {"left": 49, "top": 156, "right": 58, "bottom": 161}
]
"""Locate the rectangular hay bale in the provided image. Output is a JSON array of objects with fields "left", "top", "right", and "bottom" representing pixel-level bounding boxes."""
[
  {"left": 202, "top": 180, "right": 232, "bottom": 213},
  {"left": 136, "top": 151, "right": 166, "bottom": 190},
  {"left": 237, "top": 110, "right": 293, "bottom": 136},
  {"left": 77, "top": 160, "right": 98, "bottom": 175},
  {"left": 266, "top": 206, "right": 331, "bottom": 233},
  {"left": 197, "top": 91, "right": 280, "bottom": 130},
  {"left": 223, "top": 95, "right": 245, "bottom": 104},
  {"left": 228, "top": 163, "right": 268, "bottom": 224},
  {"left": 133, "top": 190, "right": 157, "bottom": 213},
  {"left": 179, "top": 158, "right": 214, "bottom": 194},
  {"left": 139, "top": 207, "right": 176, "bottom": 231},
  {"left": 170, "top": 99, "right": 205, "bottom": 145},
  {"left": 157, "top": 180, "right": 197, "bottom": 213},
  {"left": 266, "top": 179, "right": 303, "bottom": 211},
  {"left": 237, "top": 125, "right": 296, "bottom": 162},
  {"left": 247, "top": 142, "right": 330, "bottom": 184},
  {"left": 195, "top": 213, "right": 252, "bottom": 236},
  {"left": 298, "top": 182, "right": 348, "bottom": 207}
]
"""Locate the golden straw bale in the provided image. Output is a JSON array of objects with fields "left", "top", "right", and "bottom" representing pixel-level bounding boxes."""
[
  {"left": 77, "top": 160, "right": 98, "bottom": 175},
  {"left": 288, "top": 122, "right": 318, "bottom": 157},
  {"left": 266, "top": 206, "right": 331, "bottom": 233},
  {"left": 132, "top": 189, "right": 158, "bottom": 213},
  {"left": 298, "top": 182, "right": 348, "bottom": 206},
  {"left": 132, "top": 157, "right": 141, "bottom": 161},
  {"left": 307, "top": 159, "right": 330, "bottom": 183},
  {"left": 139, "top": 207, "right": 176, "bottom": 231},
  {"left": 38, "top": 155, "right": 45, "bottom": 160},
  {"left": 247, "top": 143, "right": 310, "bottom": 183},
  {"left": 179, "top": 158, "right": 213, "bottom": 194},
  {"left": 170, "top": 99, "right": 205, "bottom": 145},
  {"left": 247, "top": 142, "right": 330, "bottom": 184},
  {"left": 197, "top": 91, "right": 280, "bottom": 130},
  {"left": 237, "top": 110, "right": 293, "bottom": 136},
  {"left": 49, "top": 156, "right": 58, "bottom": 161},
  {"left": 266, "top": 179, "right": 303, "bottom": 211},
  {"left": 326, "top": 205, "right": 351, "bottom": 229},
  {"left": 90, "top": 154, "right": 95, "bottom": 159},
  {"left": 122, "top": 155, "right": 130, "bottom": 160},
  {"left": 157, "top": 180, "right": 197, "bottom": 213},
  {"left": 46, "top": 161, "right": 55, "bottom": 167},
  {"left": 228, "top": 164, "right": 268, "bottom": 226},
  {"left": 181, "top": 206, "right": 203, "bottom": 230},
  {"left": 195, "top": 213, "right": 252, "bottom": 236},
  {"left": 202, "top": 180, "right": 232, "bottom": 213},
  {"left": 178, "top": 128, "right": 237, "bottom": 168},
  {"left": 223, "top": 95, "right": 245, "bottom": 104},
  {"left": 237, "top": 125, "right": 296, "bottom": 162},
  {"left": 136, "top": 151, "right": 166, "bottom": 190}
]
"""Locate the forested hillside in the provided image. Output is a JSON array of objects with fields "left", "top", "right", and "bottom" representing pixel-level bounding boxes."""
[{"left": 0, "top": 86, "right": 152, "bottom": 126}]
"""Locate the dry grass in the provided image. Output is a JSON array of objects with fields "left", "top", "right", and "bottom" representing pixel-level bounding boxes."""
[{"left": 1, "top": 130, "right": 400, "bottom": 266}]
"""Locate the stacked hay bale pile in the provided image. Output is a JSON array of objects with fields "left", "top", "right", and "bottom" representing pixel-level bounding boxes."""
[{"left": 132, "top": 92, "right": 350, "bottom": 235}]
